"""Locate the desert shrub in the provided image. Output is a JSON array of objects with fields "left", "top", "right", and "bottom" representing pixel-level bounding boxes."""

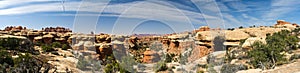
[
  {"left": 239, "top": 26, "right": 243, "bottom": 29},
  {"left": 12, "top": 53, "right": 41, "bottom": 73},
  {"left": 41, "top": 44, "right": 54, "bottom": 52},
  {"left": 34, "top": 41, "right": 43, "bottom": 46},
  {"left": 77, "top": 55, "right": 103, "bottom": 72},
  {"left": 76, "top": 56, "right": 90, "bottom": 70},
  {"left": 220, "top": 64, "right": 247, "bottom": 73},
  {"left": 0, "top": 50, "right": 14, "bottom": 66},
  {"left": 266, "top": 30, "right": 298, "bottom": 50},
  {"left": 165, "top": 53, "right": 175, "bottom": 63},
  {"left": 104, "top": 63, "right": 113, "bottom": 73},
  {"left": 248, "top": 41, "right": 285, "bottom": 69},
  {"left": 0, "top": 38, "right": 21, "bottom": 50},
  {"left": 155, "top": 61, "right": 168, "bottom": 72},
  {"left": 239, "top": 39, "right": 247, "bottom": 46},
  {"left": 197, "top": 70, "right": 205, "bottom": 73},
  {"left": 62, "top": 44, "right": 69, "bottom": 50},
  {"left": 248, "top": 30, "right": 298, "bottom": 69},
  {"left": 227, "top": 28, "right": 235, "bottom": 30},
  {"left": 52, "top": 42, "right": 61, "bottom": 48},
  {"left": 0, "top": 38, "right": 45, "bottom": 72},
  {"left": 102, "top": 55, "right": 130, "bottom": 73}
]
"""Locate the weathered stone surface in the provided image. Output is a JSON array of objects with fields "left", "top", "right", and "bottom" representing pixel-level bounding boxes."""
[
  {"left": 238, "top": 27, "right": 288, "bottom": 38},
  {"left": 188, "top": 46, "right": 211, "bottom": 62},
  {"left": 275, "top": 20, "right": 296, "bottom": 30},
  {"left": 97, "top": 44, "right": 112, "bottom": 60},
  {"left": 143, "top": 48, "right": 160, "bottom": 63},
  {"left": 225, "top": 30, "right": 250, "bottom": 41},
  {"left": 241, "top": 37, "right": 266, "bottom": 49}
]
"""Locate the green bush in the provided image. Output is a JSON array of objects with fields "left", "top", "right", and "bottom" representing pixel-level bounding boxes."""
[
  {"left": 76, "top": 56, "right": 90, "bottom": 70},
  {"left": 34, "top": 41, "right": 43, "bottom": 46},
  {"left": 165, "top": 54, "right": 172, "bottom": 63},
  {"left": 103, "top": 55, "right": 130, "bottom": 73},
  {"left": 12, "top": 53, "right": 41, "bottom": 73},
  {"left": 41, "top": 45, "right": 54, "bottom": 52},
  {"left": 248, "top": 30, "right": 298, "bottom": 69},
  {"left": 155, "top": 61, "right": 168, "bottom": 72},
  {"left": 0, "top": 50, "right": 14, "bottom": 66},
  {"left": 239, "top": 26, "right": 243, "bottom": 29},
  {"left": 52, "top": 42, "right": 61, "bottom": 48},
  {"left": 62, "top": 44, "right": 69, "bottom": 50},
  {"left": 0, "top": 38, "right": 21, "bottom": 50}
]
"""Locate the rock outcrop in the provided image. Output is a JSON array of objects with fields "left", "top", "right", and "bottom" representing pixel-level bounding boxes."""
[
  {"left": 143, "top": 48, "right": 160, "bottom": 63},
  {"left": 42, "top": 27, "right": 72, "bottom": 33},
  {"left": 275, "top": 20, "right": 297, "bottom": 30},
  {"left": 4, "top": 26, "right": 27, "bottom": 31},
  {"left": 241, "top": 37, "right": 266, "bottom": 49}
]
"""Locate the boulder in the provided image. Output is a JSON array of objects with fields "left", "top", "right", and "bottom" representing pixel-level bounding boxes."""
[
  {"left": 196, "top": 31, "right": 222, "bottom": 41},
  {"left": 242, "top": 37, "right": 266, "bottom": 49},
  {"left": 225, "top": 30, "right": 250, "bottom": 41}
]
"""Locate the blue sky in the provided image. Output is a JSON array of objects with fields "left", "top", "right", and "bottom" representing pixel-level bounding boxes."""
[{"left": 0, "top": 0, "right": 300, "bottom": 34}]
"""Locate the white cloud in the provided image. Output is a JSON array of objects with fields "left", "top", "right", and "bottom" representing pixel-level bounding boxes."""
[
  {"left": 1, "top": 0, "right": 223, "bottom": 29},
  {"left": 0, "top": 0, "right": 63, "bottom": 8},
  {"left": 3, "top": 0, "right": 289, "bottom": 30},
  {"left": 263, "top": 0, "right": 300, "bottom": 20}
]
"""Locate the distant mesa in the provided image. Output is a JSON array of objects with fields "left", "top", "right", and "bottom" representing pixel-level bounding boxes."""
[
  {"left": 194, "top": 26, "right": 210, "bottom": 32},
  {"left": 42, "top": 26, "right": 72, "bottom": 33},
  {"left": 4, "top": 26, "right": 26, "bottom": 32}
]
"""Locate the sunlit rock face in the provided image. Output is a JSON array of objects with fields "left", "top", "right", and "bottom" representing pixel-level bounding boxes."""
[
  {"left": 275, "top": 20, "right": 297, "bottom": 30},
  {"left": 194, "top": 26, "right": 210, "bottom": 32},
  {"left": 42, "top": 34, "right": 54, "bottom": 44},
  {"left": 142, "top": 48, "right": 160, "bottom": 63},
  {"left": 96, "top": 44, "right": 112, "bottom": 60},
  {"left": 276, "top": 20, "right": 291, "bottom": 26},
  {"left": 188, "top": 45, "right": 211, "bottom": 62},
  {"left": 241, "top": 37, "right": 266, "bottom": 50},
  {"left": 96, "top": 34, "right": 111, "bottom": 43}
]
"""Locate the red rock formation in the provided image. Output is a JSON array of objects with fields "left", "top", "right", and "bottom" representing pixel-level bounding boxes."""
[
  {"left": 197, "top": 46, "right": 211, "bottom": 57},
  {"left": 143, "top": 48, "right": 160, "bottom": 63},
  {"left": 188, "top": 46, "right": 211, "bottom": 62},
  {"left": 96, "top": 34, "right": 111, "bottom": 43},
  {"left": 276, "top": 20, "right": 291, "bottom": 25},
  {"left": 42, "top": 27, "right": 72, "bottom": 33},
  {"left": 4, "top": 26, "right": 26, "bottom": 31},
  {"left": 169, "top": 40, "right": 179, "bottom": 52},
  {"left": 194, "top": 26, "right": 210, "bottom": 32},
  {"left": 97, "top": 44, "right": 112, "bottom": 60}
]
